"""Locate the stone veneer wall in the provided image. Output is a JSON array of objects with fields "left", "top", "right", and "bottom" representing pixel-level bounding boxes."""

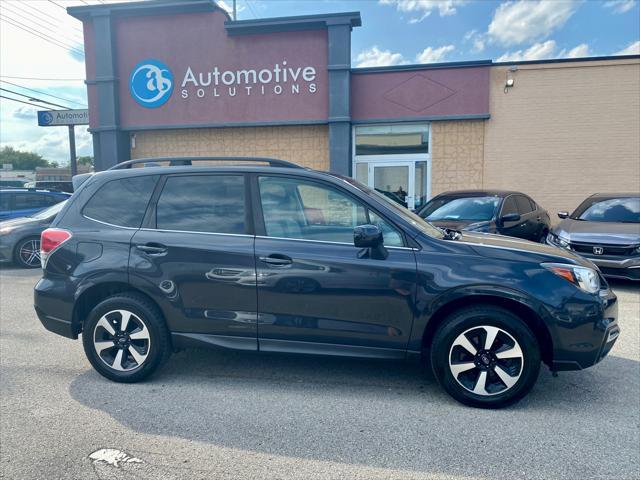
[
  {"left": 131, "top": 125, "right": 329, "bottom": 170},
  {"left": 430, "top": 120, "right": 485, "bottom": 196}
]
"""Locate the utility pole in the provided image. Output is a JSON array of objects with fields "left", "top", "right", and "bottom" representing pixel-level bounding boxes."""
[
  {"left": 233, "top": 0, "right": 237, "bottom": 20},
  {"left": 68, "top": 125, "right": 77, "bottom": 176}
]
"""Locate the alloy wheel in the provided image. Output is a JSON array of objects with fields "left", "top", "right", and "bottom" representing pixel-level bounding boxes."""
[
  {"left": 448, "top": 325, "right": 524, "bottom": 396},
  {"left": 18, "top": 239, "right": 41, "bottom": 267},
  {"left": 93, "top": 309, "right": 151, "bottom": 372}
]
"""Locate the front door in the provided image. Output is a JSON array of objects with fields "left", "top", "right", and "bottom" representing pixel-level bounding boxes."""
[
  {"left": 129, "top": 174, "right": 257, "bottom": 348},
  {"left": 253, "top": 174, "right": 418, "bottom": 357}
]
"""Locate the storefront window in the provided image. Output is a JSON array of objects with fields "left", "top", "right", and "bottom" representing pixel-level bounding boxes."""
[{"left": 355, "top": 124, "right": 429, "bottom": 156}]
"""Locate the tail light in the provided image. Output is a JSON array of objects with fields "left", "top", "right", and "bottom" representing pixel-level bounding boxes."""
[{"left": 40, "top": 228, "right": 72, "bottom": 268}]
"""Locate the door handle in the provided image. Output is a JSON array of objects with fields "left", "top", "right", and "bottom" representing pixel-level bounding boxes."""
[
  {"left": 259, "top": 254, "right": 293, "bottom": 266},
  {"left": 136, "top": 243, "right": 168, "bottom": 255}
]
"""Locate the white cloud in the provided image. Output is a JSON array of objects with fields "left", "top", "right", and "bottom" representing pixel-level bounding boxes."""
[
  {"left": 497, "top": 40, "right": 595, "bottom": 62},
  {"left": 355, "top": 46, "right": 407, "bottom": 67},
  {"left": 488, "top": 0, "right": 579, "bottom": 46},
  {"left": 497, "top": 40, "right": 557, "bottom": 62},
  {"left": 464, "top": 29, "right": 486, "bottom": 53},
  {"left": 380, "top": 0, "right": 467, "bottom": 23},
  {"left": 559, "top": 43, "right": 590, "bottom": 58},
  {"left": 416, "top": 45, "right": 455, "bottom": 63},
  {"left": 614, "top": 40, "right": 640, "bottom": 55},
  {"left": 603, "top": 0, "right": 637, "bottom": 14}
]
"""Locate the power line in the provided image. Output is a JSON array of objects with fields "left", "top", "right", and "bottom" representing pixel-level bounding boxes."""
[
  {"left": 0, "top": 94, "right": 62, "bottom": 110},
  {"left": 0, "top": 75, "right": 85, "bottom": 82},
  {"left": 0, "top": 14, "right": 84, "bottom": 57},
  {"left": 17, "top": 1, "right": 82, "bottom": 34},
  {"left": 0, "top": 13, "right": 84, "bottom": 55},
  {"left": 0, "top": 87, "right": 72, "bottom": 109},
  {"left": 2, "top": 4, "right": 84, "bottom": 46},
  {"left": 245, "top": 0, "right": 258, "bottom": 19},
  {"left": 0, "top": 80, "right": 87, "bottom": 108},
  {"left": 47, "top": 0, "right": 68, "bottom": 11}
]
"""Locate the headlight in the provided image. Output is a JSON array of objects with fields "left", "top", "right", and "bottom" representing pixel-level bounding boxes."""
[
  {"left": 542, "top": 263, "right": 600, "bottom": 294},
  {"left": 548, "top": 232, "right": 570, "bottom": 248}
]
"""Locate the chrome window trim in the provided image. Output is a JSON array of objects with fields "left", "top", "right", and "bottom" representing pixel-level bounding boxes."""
[
  {"left": 255, "top": 235, "right": 416, "bottom": 251},
  {"left": 83, "top": 215, "right": 139, "bottom": 230},
  {"left": 139, "top": 227, "right": 252, "bottom": 238}
]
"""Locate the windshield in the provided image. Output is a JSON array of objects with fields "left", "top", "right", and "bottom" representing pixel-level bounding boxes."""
[
  {"left": 31, "top": 200, "right": 67, "bottom": 220},
  {"left": 571, "top": 197, "right": 640, "bottom": 223},
  {"left": 422, "top": 196, "right": 500, "bottom": 222},
  {"left": 338, "top": 176, "right": 444, "bottom": 239}
]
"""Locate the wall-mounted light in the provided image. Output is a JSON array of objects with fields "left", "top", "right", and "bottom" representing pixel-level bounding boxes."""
[{"left": 504, "top": 66, "right": 517, "bottom": 93}]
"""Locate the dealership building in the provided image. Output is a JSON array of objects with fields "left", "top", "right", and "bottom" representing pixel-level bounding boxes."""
[{"left": 69, "top": 0, "right": 640, "bottom": 215}]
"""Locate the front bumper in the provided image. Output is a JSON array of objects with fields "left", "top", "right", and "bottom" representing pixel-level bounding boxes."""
[{"left": 549, "top": 287, "right": 619, "bottom": 371}]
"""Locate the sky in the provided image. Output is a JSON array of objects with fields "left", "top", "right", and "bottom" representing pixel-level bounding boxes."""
[{"left": 0, "top": 0, "right": 639, "bottom": 166}]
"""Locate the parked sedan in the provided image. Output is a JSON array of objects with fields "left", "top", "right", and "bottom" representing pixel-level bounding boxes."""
[
  {"left": 547, "top": 193, "right": 640, "bottom": 281},
  {"left": 417, "top": 190, "right": 551, "bottom": 242},
  {"left": 0, "top": 188, "right": 70, "bottom": 220},
  {"left": 0, "top": 200, "right": 67, "bottom": 268}
]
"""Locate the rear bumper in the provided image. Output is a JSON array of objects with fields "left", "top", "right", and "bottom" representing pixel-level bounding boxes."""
[
  {"left": 35, "top": 306, "right": 76, "bottom": 339},
  {"left": 34, "top": 276, "right": 78, "bottom": 339},
  {"left": 549, "top": 288, "right": 619, "bottom": 371}
]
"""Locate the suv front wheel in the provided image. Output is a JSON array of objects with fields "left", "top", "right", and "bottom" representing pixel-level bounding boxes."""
[
  {"left": 431, "top": 306, "right": 541, "bottom": 408},
  {"left": 82, "top": 293, "right": 171, "bottom": 382}
]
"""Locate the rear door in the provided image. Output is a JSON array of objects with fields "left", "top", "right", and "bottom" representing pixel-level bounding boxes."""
[
  {"left": 515, "top": 195, "right": 539, "bottom": 241},
  {"left": 129, "top": 173, "right": 257, "bottom": 349},
  {"left": 252, "top": 174, "right": 418, "bottom": 356}
]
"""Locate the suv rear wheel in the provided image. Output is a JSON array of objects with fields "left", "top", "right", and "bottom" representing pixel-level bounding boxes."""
[
  {"left": 82, "top": 293, "right": 171, "bottom": 382},
  {"left": 430, "top": 305, "right": 540, "bottom": 408}
]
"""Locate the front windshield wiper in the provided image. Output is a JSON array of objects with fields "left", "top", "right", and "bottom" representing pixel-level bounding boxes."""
[{"left": 440, "top": 228, "right": 462, "bottom": 240}]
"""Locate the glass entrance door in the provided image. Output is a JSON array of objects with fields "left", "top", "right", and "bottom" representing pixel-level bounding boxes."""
[{"left": 372, "top": 163, "right": 412, "bottom": 209}]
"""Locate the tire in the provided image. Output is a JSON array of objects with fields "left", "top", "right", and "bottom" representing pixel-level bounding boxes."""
[
  {"left": 430, "top": 305, "right": 540, "bottom": 409},
  {"left": 13, "top": 236, "right": 41, "bottom": 269},
  {"left": 82, "top": 293, "right": 171, "bottom": 383}
]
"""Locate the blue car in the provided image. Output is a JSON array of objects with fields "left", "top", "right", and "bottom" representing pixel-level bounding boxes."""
[{"left": 0, "top": 189, "right": 71, "bottom": 221}]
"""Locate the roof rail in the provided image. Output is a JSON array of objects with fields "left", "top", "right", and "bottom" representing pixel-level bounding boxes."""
[{"left": 109, "top": 156, "right": 303, "bottom": 170}]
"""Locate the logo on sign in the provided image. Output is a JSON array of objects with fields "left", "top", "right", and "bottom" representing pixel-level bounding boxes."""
[
  {"left": 129, "top": 59, "right": 173, "bottom": 108},
  {"left": 39, "top": 111, "right": 54, "bottom": 126}
]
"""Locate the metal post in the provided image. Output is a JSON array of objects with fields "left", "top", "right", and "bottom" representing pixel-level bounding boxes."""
[
  {"left": 68, "top": 125, "right": 77, "bottom": 176},
  {"left": 233, "top": 0, "right": 237, "bottom": 20}
]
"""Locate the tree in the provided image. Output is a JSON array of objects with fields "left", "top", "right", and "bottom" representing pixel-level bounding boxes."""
[
  {"left": 0, "top": 146, "right": 53, "bottom": 170},
  {"left": 77, "top": 156, "right": 94, "bottom": 168}
]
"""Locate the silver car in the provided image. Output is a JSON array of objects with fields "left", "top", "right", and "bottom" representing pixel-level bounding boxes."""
[
  {"left": 0, "top": 201, "right": 67, "bottom": 268},
  {"left": 547, "top": 193, "right": 640, "bottom": 281}
]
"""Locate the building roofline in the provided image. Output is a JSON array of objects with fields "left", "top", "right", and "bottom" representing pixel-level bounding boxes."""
[
  {"left": 67, "top": 0, "right": 226, "bottom": 21},
  {"left": 492, "top": 54, "right": 640, "bottom": 67},
  {"left": 225, "top": 11, "right": 361, "bottom": 35}
]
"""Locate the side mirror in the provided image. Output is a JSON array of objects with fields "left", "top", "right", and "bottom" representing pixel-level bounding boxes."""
[
  {"left": 354, "top": 225, "right": 388, "bottom": 260},
  {"left": 501, "top": 213, "right": 521, "bottom": 223},
  {"left": 557, "top": 211, "right": 569, "bottom": 219}
]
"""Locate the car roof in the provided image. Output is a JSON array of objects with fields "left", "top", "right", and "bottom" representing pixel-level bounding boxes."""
[
  {"left": 588, "top": 193, "right": 640, "bottom": 199},
  {"left": 435, "top": 189, "right": 522, "bottom": 198}
]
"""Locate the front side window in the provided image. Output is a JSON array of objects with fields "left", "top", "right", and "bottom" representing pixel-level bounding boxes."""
[
  {"left": 83, "top": 175, "right": 158, "bottom": 228},
  {"left": 572, "top": 197, "right": 640, "bottom": 223},
  {"left": 501, "top": 197, "right": 518, "bottom": 217},
  {"left": 425, "top": 196, "right": 500, "bottom": 222},
  {"left": 516, "top": 195, "right": 535, "bottom": 214},
  {"left": 156, "top": 175, "right": 246, "bottom": 234},
  {"left": 259, "top": 176, "right": 404, "bottom": 246}
]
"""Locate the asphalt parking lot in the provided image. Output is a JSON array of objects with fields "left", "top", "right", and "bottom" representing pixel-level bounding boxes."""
[{"left": 0, "top": 266, "right": 638, "bottom": 480}]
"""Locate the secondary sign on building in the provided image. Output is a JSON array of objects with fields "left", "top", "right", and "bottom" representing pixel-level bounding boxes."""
[{"left": 37, "top": 109, "right": 89, "bottom": 127}]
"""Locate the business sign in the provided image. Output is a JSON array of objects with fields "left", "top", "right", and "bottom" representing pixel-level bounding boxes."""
[
  {"left": 38, "top": 109, "right": 89, "bottom": 126},
  {"left": 129, "top": 59, "right": 174, "bottom": 108}
]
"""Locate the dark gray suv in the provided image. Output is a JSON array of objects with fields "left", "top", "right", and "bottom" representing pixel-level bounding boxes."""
[{"left": 34, "top": 158, "right": 619, "bottom": 408}]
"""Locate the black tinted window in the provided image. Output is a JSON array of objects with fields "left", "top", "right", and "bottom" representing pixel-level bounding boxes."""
[
  {"left": 516, "top": 195, "right": 534, "bottom": 214},
  {"left": 502, "top": 196, "right": 518, "bottom": 216},
  {"left": 156, "top": 175, "right": 245, "bottom": 234},
  {"left": 14, "top": 193, "right": 50, "bottom": 210},
  {"left": 83, "top": 175, "right": 158, "bottom": 228}
]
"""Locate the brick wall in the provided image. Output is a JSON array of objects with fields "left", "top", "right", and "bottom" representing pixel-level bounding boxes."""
[
  {"left": 430, "top": 120, "right": 485, "bottom": 196},
  {"left": 131, "top": 125, "right": 329, "bottom": 170},
  {"left": 484, "top": 59, "right": 640, "bottom": 220}
]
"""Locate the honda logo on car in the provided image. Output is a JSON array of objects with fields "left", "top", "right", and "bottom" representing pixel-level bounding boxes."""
[
  {"left": 593, "top": 246, "right": 604, "bottom": 255},
  {"left": 129, "top": 58, "right": 318, "bottom": 108}
]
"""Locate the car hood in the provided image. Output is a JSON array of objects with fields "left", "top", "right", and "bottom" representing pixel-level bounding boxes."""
[
  {"left": 456, "top": 231, "right": 592, "bottom": 267},
  {"left": 554, "top": 219, "right": 640, "bottom": 245},
  {"left": 429, "top": 219, "right": 488, "bottom": 231}
]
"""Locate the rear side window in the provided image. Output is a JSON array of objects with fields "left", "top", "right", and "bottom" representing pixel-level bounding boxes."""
[
  {"left": 83, "top": 175, "right": 158, "bottom": 228},
  {"left": 515, "top": 195, "right": 535, "bottom": 214},
  {"left": 14, "top": 193, "right": 51, "bottom": 210},
  {"left": 155, "top": 175, "right": 245, "bottom": 234}
]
